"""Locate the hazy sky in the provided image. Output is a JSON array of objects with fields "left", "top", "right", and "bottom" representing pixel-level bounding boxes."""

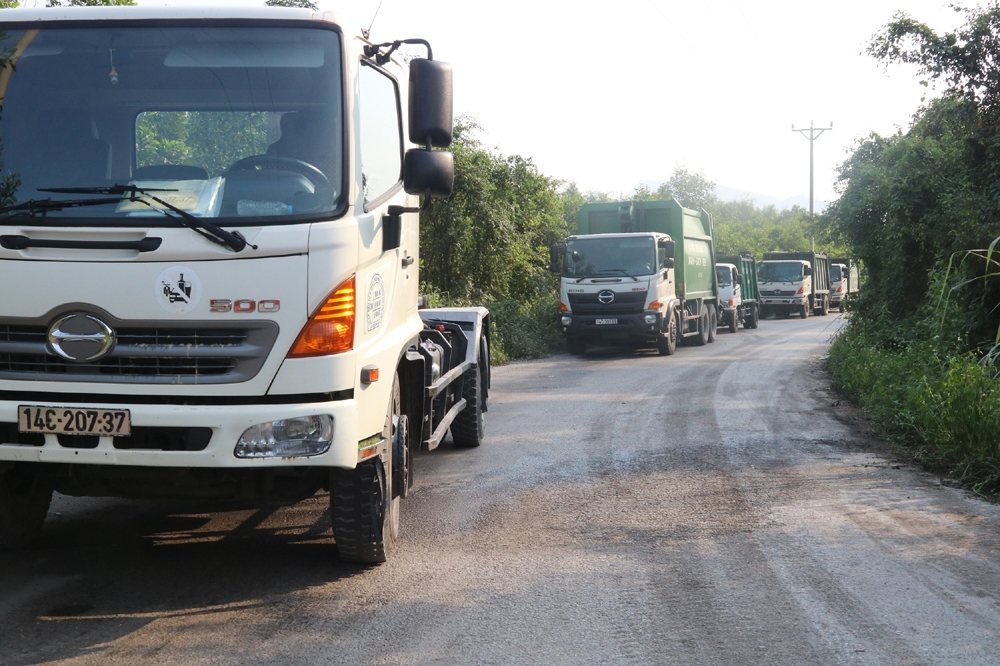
[{"left": 14, "top": 0, "right": 971, "bottom": 204}]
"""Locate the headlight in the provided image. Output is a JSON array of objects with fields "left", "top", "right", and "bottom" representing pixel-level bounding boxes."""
[
  {"left": 561, "top": 316, "right": 572, "bottom": 326},
  {"left": 643, "top": 314, "right": 657, "bottom": 324},
  {"left": 235, "top": 415, "right": 333, "bottom": 458}
]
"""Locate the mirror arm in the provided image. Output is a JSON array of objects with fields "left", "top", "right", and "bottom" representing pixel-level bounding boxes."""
[{"left": 365, "top": 38, "right": 434, "bottom": 64}]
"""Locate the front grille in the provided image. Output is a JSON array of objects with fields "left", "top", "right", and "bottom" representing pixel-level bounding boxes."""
[
  {"left": 568, "top": 291, "right": 646, "bottom": 315},
  {"left": 0, "top": 319, "right": 279, "bottom": 385},
  {"left": 0, "top": 423, "right": 211, "bottom": 451},
  {"left": 763, "top": 289, "right": 797, "bottom": 297}
]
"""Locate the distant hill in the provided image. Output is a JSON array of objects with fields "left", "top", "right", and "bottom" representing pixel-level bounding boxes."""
[{"left": 641, "top": 181, "right": 828, "bottom": 213}]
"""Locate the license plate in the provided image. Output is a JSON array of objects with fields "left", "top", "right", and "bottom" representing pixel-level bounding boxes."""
[
  {"left": 595, "top": 318, "right": 618, "bottom": 325},
  {"left": 18, "top": 405, "right": 131, "bottom": 437}
]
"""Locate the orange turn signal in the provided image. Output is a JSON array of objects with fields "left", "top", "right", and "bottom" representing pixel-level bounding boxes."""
[
  {"left": 559, "top": 302, "right": 568, "bottom": 312},
  {"left": 647, "top": 300, "right": 663, "bottom": 310},
  {"left": 288, "top": 275, "right": 356, "bottom": 357},
  {"left": 797, "top": 286, "right": 805, "bottom": 294}
]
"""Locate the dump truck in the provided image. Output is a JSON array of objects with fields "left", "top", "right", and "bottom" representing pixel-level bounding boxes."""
[
  {"left": 829, "top": 258, "right": 859, "bottom": 312},
  {"left": 551, "top": 199, "right": 719, "bottom": 356},
  {"left": 758, "top": 251, "right": 831, "bottom": 318},
  {"left": 0, "top": 5, "right": 491, "bottom": 565},
  {"left": 715, "top": 252, "right": 761, "bottom": 332}
]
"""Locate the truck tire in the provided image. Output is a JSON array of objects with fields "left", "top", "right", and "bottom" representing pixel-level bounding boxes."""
[
  {"left": 707, "top": 306, "right": 717, "bottom": 343},
  {"left": 452, "top": 337, "right": 487, "bottom": 448},
  {"left": 695, "top": 308, "right": 709, "bottom": 346},
  {"left": 331, "top": 375, "right": 400, "bottom": 564},
  {"left": 0, "top": 463, "right": 53, "bottom": 550},
  {"left": 728, "top": 308, "right": 738, "bottom": 333},
  {"left": 820, "top": 295, "right": 829, "bottom": 316},
  {"left": 839, "top": 300, "right": 845, "bottom": 313},
  {"left": 800, "top": 302, "right": 809, "bottom": 319},
  {"left": 657, "top": 310, "right": 678, "bottom": 356},
  {"left": 746, "top": 303, "right": 759, "bottom": 329},
  {"left": 566, "top": 337, "right": 586, "bottom": 355}
]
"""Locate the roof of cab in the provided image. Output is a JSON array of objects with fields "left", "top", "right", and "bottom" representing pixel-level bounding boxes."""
[{"left": 0, "top": 5, "right": 346, "bottom": 25}]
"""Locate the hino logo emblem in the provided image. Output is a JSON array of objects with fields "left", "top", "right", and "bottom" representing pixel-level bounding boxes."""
[
  {"left": 47, "top": 313, "right": 116, "bottom": 362},
  {"left": 598, "top": 290, "right": 616, "bottom": 304}
]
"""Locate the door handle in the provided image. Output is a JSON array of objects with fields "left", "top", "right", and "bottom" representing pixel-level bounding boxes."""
[{"left": 402, "top": 255, "right": 415, "bottom": 267}]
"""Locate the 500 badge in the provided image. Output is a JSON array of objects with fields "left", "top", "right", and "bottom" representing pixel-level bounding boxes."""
[{"left": 210, "top": 299, "right": 280, "bottom": 313}]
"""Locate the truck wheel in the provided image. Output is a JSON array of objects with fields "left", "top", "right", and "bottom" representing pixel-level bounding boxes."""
[
  {"left": 747, "top": 304, "right": 759, "bottom": 329},
  {"left": 695, "top": 308, "right": 709, "bottom": 346},
  {"left": 839, "top": 300, "right": 845, "bottom": 313},
  {"left": 0, "top": 463, "right": 53, "bottom": 550},
  {"left": 707, "top": 306, "right": 717, "bottom": 343},
  {"left": 451, "top": 337, "right": 487, "bottom": 448},
  {"left": 657, "top": 311, "right": 678, "bottom": 356},
  {"left": 820, "top": 295, "right": 829, "bottom": 316},
  {"left": 331, "top": 376, "right": 400, "bottom": 564},
  {"left": 566, "top": 337, "right": 586, "bottom": 355},
  {"left": 800, "top": 302, "right": 809, "bottom": 319},
  {"left": 728, "top": 309, "right": 738, "bottom": 333}
]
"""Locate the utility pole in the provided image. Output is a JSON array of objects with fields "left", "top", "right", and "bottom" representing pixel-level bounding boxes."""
[{"left": 792, "top": 120, "right": 832, "bottom": 217}]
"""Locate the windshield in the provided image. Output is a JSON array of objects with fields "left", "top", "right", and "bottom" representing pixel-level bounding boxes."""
[
  {"left": 830, "top": 265, "right": 843, "bottom": 281},
  {"left": 0, "top": 25, "right": 343, "bottom": 224},
  {"left": 758, "top": 261, "right": 803, "bottom": 283},
  {"left": 715, "top": 267, "right": 732, "bottom": 287},
  {"left": 563, "top": 236, "right": 657, "bottom": 279}
]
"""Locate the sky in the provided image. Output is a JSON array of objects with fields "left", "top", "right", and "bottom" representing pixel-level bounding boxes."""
[{"left": 14, "top": 0, "right": 972, "bottom": 205}]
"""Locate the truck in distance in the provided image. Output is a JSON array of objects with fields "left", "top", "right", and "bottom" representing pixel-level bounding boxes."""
[
  {"left": 715, "top": 252, "right": 761, "bottom": 332},
  {"left": 758, "top": 251, "right": 831, "bottom": 319},
  {"left": 0, "top": 5, "right": 490, "bottom": 565},
  {"left": 828, "top": 258, "right": 859, "bottom": 312},
  {"left": 552, "top": 199, "right": 719, "bottom": 356}
]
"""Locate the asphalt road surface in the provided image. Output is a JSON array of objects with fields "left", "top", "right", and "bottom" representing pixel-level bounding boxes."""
[{"left": 3, "top": 313, "right": 1000, "bottom": 665}]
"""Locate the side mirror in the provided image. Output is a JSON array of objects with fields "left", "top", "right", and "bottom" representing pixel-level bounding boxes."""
[
  {"left": 661, "top": 258, "right": 674, "bottom": 270},
  {"left": 803, "top": 265, "right": 813, "bottom": 277},
  {"left": 403, "top": 149, "right": 454, "bottom": 197},
  {"left": 408, "top": 59, "right": 453, "bottom": 148},
  {"left": 734, "top": 270, "right": 741, "bottom": 281},
  {"left": 549, "top": 244, "right": 562, "bottom": 273},
  {"left": 660, "top": 239, "right": 675, "bottom": 258}
]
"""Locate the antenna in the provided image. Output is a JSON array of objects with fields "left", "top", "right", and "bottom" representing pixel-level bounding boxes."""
[{"left": 363, "top": 0, "right": 386, "bottom": 40}]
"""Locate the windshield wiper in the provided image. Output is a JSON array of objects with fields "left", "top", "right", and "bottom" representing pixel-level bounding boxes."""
[
  {"left": 592, "top": 268, "right": 639, "bottom": 282},
  {"left": 38, "top": 185, "right": 256, "bottom": 253},
  {"left": 0, "top": 196, "right": 124, "bottom": 217}
]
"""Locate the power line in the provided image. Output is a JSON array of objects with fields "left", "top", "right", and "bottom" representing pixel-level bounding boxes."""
[{"left": 792, "top": 120, "right": 832, "bottom": 217}]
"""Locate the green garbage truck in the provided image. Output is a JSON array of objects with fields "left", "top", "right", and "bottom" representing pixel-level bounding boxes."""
[
  {"left": 715, "top": 252, "right": 761, "bottom": 332},
  {"left": 828, "top": 257, "right": 860, "bottom": 312},
  {"left": 551, "top": 199, "right": 719, "bottom": 356},
  {"left": 758, "top": 251, "right": 831, "bottom": 318}
]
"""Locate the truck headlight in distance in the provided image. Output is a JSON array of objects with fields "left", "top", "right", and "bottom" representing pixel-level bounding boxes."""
[
  {"left": 561, "top": 316, "right": 572, "bottom": 326},
  {"left": 643, "top": 314, "right": 657, "bottom": 324},
  {"left": 235, "top": 415, "right": 334, "bottom": 458},
  {"left": 288, "top": 275, "right": 355, "bottom": 357}
]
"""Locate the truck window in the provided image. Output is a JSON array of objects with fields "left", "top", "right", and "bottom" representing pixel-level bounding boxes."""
[
  {"left": 830, "top": 265, "right": 843, "bottom": 281},
  {"left": 715, "top": 267, "right": 731, "bottom": 287},
  {"left": 359, "top": 62, "right": 402, "bottom": 206},
  {"left": 758, "top": 262, "right": 804, "bottom": 282},
  {"left": 0, "top": 25, "right": 343, "bottom": 222},
  {"left": 564, "top": 237, "right": 656, "bottom": 278}
]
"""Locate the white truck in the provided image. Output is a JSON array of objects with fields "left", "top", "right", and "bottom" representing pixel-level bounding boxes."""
[
  {"left": 757, "top": 251, "right": 831, "bottom": 319},
  {"left": 828, "top": 257, "right": 859, "bottom": 312},
  {"left": 0, "top": 5, "right": 490, "bottom": 564}
]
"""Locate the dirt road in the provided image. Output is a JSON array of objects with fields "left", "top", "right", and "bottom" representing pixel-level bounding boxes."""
[{"left": 3, "top": 313, "right": 1000, "bottom": 665}]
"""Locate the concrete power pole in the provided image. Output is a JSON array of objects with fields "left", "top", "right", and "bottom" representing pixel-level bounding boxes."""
[{"left": 792, "top": 121, "right": 832, "bottom": 217}]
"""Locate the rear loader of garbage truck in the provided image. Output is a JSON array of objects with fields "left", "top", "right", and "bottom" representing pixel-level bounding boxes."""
[
  {"left": 828, "top": 257, "right": 859, "bottom": 312},
  {"left": 758, "top": 251, "right": 831, "bottom": 318},
  {"left": 0, "top": 6, "right": 491, "bottom": 566},
  {"left": 715, "top": 252, "right": 760, "bottom": 332},
  {"left": 553, "top": 199, "right": 719, "bottom": 356}
]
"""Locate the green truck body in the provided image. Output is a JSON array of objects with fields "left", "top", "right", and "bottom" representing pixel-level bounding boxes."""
[{"left": 555, "top": 199, "right": 719, "bottom": 356}]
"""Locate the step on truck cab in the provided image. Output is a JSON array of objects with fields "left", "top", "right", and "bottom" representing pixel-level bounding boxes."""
[
  {"left": 551, "top": 199, "right": 719, "bottom": 356},
  {"left": 758, "top": 251, "right": 831, "bottom": 319},
  {"left": 0, "top": 5, "right": 490, "bottom": 564},
  {"left": 715, "top": 252, "right": 760, "bottom": 332},
  {"left": 828, "top": 258, "right": 859, "bottom": 312}
]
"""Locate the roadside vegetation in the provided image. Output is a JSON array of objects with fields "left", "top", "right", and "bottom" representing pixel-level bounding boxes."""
[{"left": 825, "top": 4, "right": 1000, "bottom": 496}]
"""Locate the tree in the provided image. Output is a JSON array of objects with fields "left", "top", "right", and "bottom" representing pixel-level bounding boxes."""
[{"left": 655, "top": 167, "right": 718, "bottom": 210}]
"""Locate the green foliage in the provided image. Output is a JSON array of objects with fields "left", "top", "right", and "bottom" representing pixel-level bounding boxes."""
[
  {"left": 136, "top": 112, "right": 270, "bottom": 177},
  {"left": 0, "top": 1, "right": 19, "bottom": 8},
  {"left": 47, "top": 0, "right": 136, "bottom": 6}
]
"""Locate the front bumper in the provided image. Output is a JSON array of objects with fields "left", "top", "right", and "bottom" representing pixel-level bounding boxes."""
[
  {"left": 560, "top": 312, "right": 661, "bottom": 341},
  {"left": 0, "top": 397, "right": 360, "bottom": 469}
]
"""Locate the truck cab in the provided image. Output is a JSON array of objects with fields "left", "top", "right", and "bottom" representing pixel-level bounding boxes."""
[
  {"left": 715, "top": 263, "right": 742, "bottom": 330},
  {"left": 758, "top": 251, "right": 830, "bottom": 319}
]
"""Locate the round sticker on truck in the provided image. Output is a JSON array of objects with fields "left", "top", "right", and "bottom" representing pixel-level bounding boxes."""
[
  {"left": 156, "top": 266, "right": 202, "bottom": 314},
  {"left": 367, "top": 274, "right": 385, "bottom": 331}
]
